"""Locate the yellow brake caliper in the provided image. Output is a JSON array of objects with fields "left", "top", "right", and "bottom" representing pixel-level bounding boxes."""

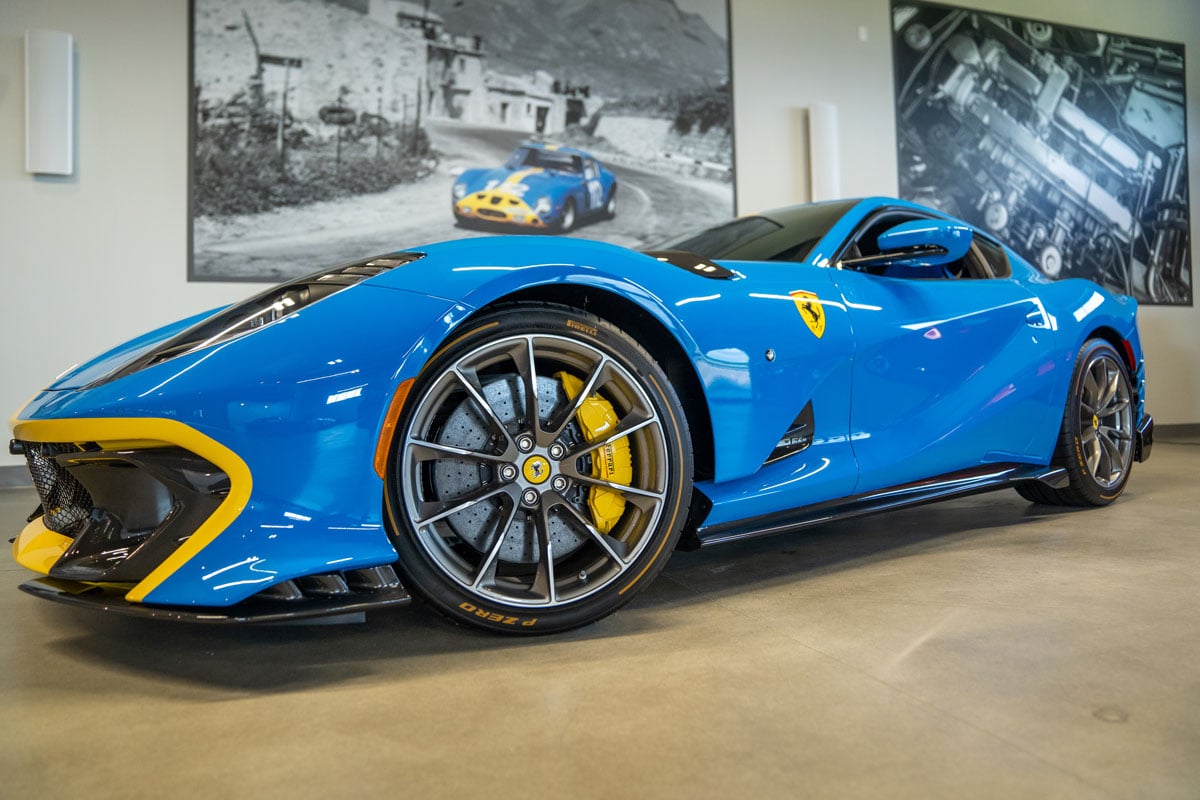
[{"left": 556, "top": 372, "right": 632, "bottom": 534}]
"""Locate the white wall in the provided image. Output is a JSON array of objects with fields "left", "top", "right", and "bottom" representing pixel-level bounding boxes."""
[
  {"left": 1, "top": 1, "right": 252, "bottom": 467},
  {"left": 1, "top": 0, "right": 1197, "bottom": 469}
]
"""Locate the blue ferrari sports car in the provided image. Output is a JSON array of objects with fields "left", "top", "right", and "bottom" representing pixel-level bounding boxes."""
[
  {"left": 452, "top": 141, "right": 617, "bottom": 232},
  {"left": 9, "top": 198, "right": 1152, "bottom": 632}
]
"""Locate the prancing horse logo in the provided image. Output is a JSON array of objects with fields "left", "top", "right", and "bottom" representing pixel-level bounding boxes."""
[
  {"left": 522, "top": 455, "right": 551, "bottom": 484},
  {"left": 790, "top": 290, "right": 826, "bottom": 339}
]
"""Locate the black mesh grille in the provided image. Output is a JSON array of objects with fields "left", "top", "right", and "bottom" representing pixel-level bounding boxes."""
[{"left": 23, "top": 443, "right": 94, "bottom": 535}]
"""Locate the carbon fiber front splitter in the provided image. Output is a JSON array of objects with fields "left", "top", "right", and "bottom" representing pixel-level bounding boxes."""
[{"left": 20, "top": 578, "right": 411, "bottom": 624}]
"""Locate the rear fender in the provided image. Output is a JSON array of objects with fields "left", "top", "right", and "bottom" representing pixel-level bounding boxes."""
[{"left": 1033, "top": 278, "right": 1145, "bottom": 455}]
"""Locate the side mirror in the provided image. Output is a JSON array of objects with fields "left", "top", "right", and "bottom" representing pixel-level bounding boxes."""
[{"left": 840, "top": 219, "right": 973, "bottom": 268}]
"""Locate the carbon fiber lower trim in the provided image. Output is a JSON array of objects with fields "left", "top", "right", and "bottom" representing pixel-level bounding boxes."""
[
  {"left": 695, "top": 462, "right": 1059, "bottom": 546},
  {"left": 20, "top": 578, "right": 411, "bottom": 624}
]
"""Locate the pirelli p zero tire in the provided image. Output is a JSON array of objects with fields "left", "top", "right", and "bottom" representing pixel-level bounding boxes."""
[
  {"left": 1017, "top": 339, "right": 1135, "bottom": 507},
  {"left": 385, "top": 304, "right": 693, "bottom": 634}
]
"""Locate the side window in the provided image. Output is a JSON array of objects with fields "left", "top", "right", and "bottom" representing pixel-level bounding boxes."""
[
  {"left": 839, "top": 213, "right": 944, "bottom": 278},
  {"left": 973, "top": 235, "right": 1012, "bottom": 278},
  {"left": 838, "top": 211, "right": 1000, "bottom": 280}
]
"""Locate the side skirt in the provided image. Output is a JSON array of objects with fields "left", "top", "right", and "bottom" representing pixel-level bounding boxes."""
[{"left": 695, "top": 463, "right": 1064, "bottom": 547}]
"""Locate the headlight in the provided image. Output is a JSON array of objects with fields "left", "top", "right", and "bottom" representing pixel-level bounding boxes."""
[
  {"left": 534, "top": 196, "right": 552, "bottom": 215},
  {"left": 98, "top": 254, "right": 425, "bottom": 385},
  {"left": 453, "top": 183, "right": 468, "bottom": 200}
]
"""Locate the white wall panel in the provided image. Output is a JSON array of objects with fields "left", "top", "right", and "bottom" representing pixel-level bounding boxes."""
[{"left": 24, "top": 29, "right": 73, "bottom": 175}]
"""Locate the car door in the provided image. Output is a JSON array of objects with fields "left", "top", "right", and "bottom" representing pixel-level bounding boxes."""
[
  {"left": 681, "top": 260, "right": 859, "bottom": 529},
  {"left": 829, "top": 209, "right": 1058, "bottom": 495}
]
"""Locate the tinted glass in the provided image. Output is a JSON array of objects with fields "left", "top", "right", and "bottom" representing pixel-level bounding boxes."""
[
  {"left": 652, "top": 217, "right": 783, "bottom": 258},
  {"left": 975, "top": 236, "right": 1012, "bottom": 278},
  {"left": 506, "top": 147, "right": 582, "bottom": 173},
  {"left": 650, "top": 200, "right": 855, "bottom": 262}
]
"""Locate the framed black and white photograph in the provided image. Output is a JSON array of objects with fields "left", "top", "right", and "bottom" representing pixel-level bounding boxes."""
[
  {"left": 892, "top": 1, "right": 1191, "bottom": 305},
  {"left": 190, "top": 0, "right": 734, "bottom": 282}
]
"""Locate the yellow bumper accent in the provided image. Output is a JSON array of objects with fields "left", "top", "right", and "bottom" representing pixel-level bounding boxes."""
[
  {"left": 455, "top": 191, "right": 547, "bottom": 227},
  {"left": 556, "top": 372, "right": 632, "bottom": 534},
  {"left": 12, "top": 518, "right": 72, "bottom": 575},
  {"left": 10, "top": 417, "right": 252, "bottom": 603}
]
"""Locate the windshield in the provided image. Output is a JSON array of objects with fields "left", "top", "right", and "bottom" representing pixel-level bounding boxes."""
[
  {"left": 649, "top": 200, "right": 857, "bottom": 262},
  {"left": 505, "top": 147, "right": 582, "bottom": 174},
  {"left": 653, "top": 217, "right": 782, "bottom": 257}
]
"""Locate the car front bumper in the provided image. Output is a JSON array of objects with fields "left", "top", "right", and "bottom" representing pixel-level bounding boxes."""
[
  {"left": 455, "top": 193, "right": 549, "bottom": 227},
  {"left": 9, "top": 416, "right": 406, "bottom": 623}
]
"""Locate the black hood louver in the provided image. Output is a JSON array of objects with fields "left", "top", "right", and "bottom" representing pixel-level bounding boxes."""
[{"left": 97, "top": 252, "right": 424, "bottom": 386}]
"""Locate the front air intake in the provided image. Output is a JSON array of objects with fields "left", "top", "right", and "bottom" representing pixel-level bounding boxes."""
[{"left": 19, "top": 441, "right": 229, "bottom": 583}]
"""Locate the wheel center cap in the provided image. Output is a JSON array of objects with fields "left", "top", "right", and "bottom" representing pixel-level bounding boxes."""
[
  {"left": 1092, "top": 414, "right": 1100, "bottom": 430},
  {"left": 522, "top": 455, "right": 551, "bottom": 485}
]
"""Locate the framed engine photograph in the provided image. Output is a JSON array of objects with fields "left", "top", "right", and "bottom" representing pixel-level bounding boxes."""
[{"left": 892, "top": 1, "right": 1191, "bottom": 305}]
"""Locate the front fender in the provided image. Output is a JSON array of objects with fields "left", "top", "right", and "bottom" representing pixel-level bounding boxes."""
[
  {"left": 376, "top": 238, "right": 831, "bottom": 483},
  {"left": 390, "top": 261, "right": 705, "bottom": 392}
]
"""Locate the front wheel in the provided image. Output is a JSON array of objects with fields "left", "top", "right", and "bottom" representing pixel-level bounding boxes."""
[
  {"left": 385, "top": 305, "right": 693, "bottom": 633},
  {"left": 556, "top": 198, "right": 577, "bottom": 233},
  {"left": 1017, "top": 339, "right": 1135, "bottom": 506}
]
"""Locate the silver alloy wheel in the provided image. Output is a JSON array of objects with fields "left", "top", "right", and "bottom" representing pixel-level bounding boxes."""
[
  {"left": 560, "top": 201, "right": 576, "bottom": 232},
  {"left": 399, "top": 333, "right": 668, "bottom": 608},
  {"left": 1078, "top": 352, "right": 1133, "bottom": 490}
]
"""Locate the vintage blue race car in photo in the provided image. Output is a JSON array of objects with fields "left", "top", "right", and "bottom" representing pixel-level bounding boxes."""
[
  {"left": 452, "top": 141, "right": 617, "bottom": 232},
  {"left": 9, "top": 197, "right": 1153, "bottom": 632}
]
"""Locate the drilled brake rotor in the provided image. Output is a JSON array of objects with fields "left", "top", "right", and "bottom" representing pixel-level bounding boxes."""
[{"left": 433, "top": 375, "right": 587, "bottom": 564}]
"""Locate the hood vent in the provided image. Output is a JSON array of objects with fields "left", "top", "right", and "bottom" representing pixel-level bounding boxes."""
[{"left": 644, "top": 250, "right": 736, "bottom": 280}]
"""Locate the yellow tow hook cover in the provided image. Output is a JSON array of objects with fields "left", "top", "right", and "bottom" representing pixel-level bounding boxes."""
[{"left": 556, "top": 371, "right": 632, "bottom": 534}]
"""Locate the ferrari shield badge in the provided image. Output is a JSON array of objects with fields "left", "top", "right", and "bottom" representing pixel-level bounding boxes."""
[{"left": 790, "top": 290, "right": 826, "bottom": 339}]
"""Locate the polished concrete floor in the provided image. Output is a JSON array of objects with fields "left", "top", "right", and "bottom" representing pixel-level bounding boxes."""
[{"left": 2, "top": 437, "right": 1198, "bottom": 799}]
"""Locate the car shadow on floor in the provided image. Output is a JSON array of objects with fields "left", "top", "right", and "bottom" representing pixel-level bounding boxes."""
[
  {"left": 647, "top": 489, "right": 1091, "bottom": 603},
  {"left": 37, "top": 489, "right": 1093, "bottom": 694}
]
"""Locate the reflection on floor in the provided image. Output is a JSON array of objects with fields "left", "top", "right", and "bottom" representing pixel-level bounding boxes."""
[{"left": 2, "top": 438, "right": 1198, "bottom": 798}]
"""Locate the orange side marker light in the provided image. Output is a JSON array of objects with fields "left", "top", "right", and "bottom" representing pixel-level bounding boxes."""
[{"left": 374, "top": 378, "right": 415, "bottom": 478}]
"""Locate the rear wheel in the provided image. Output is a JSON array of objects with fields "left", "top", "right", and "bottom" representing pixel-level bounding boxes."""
[
  {"left": 385, "top": 305, "right": 693, "bottom": 633},
  {"left": 604, "top": 185, "right": 618, "bottom": 219},
  {"left": 1017, "top": 339, "right": 1135, "bottom": 506}
]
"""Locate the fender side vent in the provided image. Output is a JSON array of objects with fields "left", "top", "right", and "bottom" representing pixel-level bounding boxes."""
[{"left": 766, "top": 401, "right": 814, "bottom": 464}]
